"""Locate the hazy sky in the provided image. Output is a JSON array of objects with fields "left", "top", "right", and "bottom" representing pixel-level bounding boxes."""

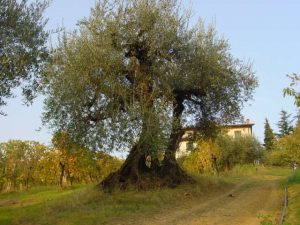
[{"left": 0, "top": 0, "right": 299, "bottom": 145}]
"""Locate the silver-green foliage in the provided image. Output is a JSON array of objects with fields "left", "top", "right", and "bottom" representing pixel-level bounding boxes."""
[
  {"left": 284, "top": 73, "right": 300, "bottom": 107},
  {"left": 0, "top": 0, "right": 49, "bottom": 112},
  {"left": 216, "top": 135, "right": 263, "bottom": 169},
  {"left": 42, "top": 0, "right": 257, "bottom": 153}
]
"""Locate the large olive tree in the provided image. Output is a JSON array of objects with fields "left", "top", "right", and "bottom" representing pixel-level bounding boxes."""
[{"left": 42, "top": 0, "right": 257, "bottom": 190}]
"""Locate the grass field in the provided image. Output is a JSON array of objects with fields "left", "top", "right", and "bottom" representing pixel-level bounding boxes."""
[
  {"left": 0, "top": 166, "right": 294, "bottom": 225},
  {"left": 0, "top": 185, "right": 89, "bottom": 225},
  {"left": 0, "top": 176, "right": 232, "bottom": 225}
]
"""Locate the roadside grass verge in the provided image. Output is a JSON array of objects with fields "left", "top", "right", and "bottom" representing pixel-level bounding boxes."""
[
  {"left": 228, "top": 164, "right": 291, "bottom": 177},
  {"left": 287, "top": 170, "right": 300, "bottom": 184},
  {"left": 284, "top": 170, "right": 300, "bottom": 225}
]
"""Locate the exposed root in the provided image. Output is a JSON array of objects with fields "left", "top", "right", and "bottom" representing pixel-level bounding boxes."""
[{"left": 100, "top": 160, "right": 194, "bottom": 191}]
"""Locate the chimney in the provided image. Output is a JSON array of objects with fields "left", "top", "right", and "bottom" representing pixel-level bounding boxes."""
[{"left": 246, "top": 118, "right": 250, "bottom": 124}]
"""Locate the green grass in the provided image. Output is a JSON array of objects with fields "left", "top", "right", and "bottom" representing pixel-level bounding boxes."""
[
  {"left": 0, "top": 166, "right": 292, "bottom": 225},
  {"left": 284, "top": 170, "right": 300, "bottom": 225},
  {"left": 0, "top": 175, "right": 233, "bottom": 225},
  {"left": 0, "top": 185, "right": 87, "bottom": 225},
  {"left": 228, "top": 164, "right": 291, "bottom": 177},
  {"left": 287, "top": 170, "right": 300, "bottom": 184}
]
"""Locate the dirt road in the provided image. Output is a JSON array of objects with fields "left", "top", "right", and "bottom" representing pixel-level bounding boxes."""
[{"left": 123, "top": 175, "right": 283, "bottom": 225}]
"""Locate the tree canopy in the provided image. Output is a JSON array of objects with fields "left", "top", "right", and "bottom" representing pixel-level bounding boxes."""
[
  {"left": 277, "top": 110, "right": 294, "bottom": 138},
  {"left": 0, "top": 139, "right": 122, "bottom": 192},
  {"left": 284, "top": 73, "right": 300, "bottom": 107},
  {"left": 0, "top": 0, "right": 49, "bottom": 114},
  {"left": 42, "top": 0, "right": 258, "bottom": 189}
]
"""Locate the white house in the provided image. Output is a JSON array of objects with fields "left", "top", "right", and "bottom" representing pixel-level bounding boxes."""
[{"left": 176, "top": 119, "right": 254, "bottom": 158}]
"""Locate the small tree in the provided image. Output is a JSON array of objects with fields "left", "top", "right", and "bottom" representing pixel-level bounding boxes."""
[
  {"left": 277, "top": 110, "right": 294, "bottom": 138},
  {"left": 181, "top": 139, "right": 221, "bottom": 174},
  {"left": 275, "top": 125, "right": 300, "bottom": 166},
  {"left": 216, "top": 135, "right": 262, "bottom": 170},
  {"left": 264, "top": 118, "right": 275, "bottom": 150}
]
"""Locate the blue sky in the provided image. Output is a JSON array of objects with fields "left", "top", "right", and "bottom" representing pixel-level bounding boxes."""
[{"left": 0, "top": 0, "right": 298, "bottom": 145}]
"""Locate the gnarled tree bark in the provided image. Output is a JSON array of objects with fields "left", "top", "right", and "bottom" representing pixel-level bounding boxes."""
[{"left": 101, "top": 94, "right": 194, "bottom": 191}]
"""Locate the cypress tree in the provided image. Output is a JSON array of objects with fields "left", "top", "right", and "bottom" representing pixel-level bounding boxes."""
[
  {"left": 277, "top": 110, "right": 294, "bottom": 138},
  {"left": 264, "top": 118, "right": 275, "bottom": 150}
]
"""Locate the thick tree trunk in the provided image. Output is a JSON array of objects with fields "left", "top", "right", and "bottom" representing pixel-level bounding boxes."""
[
  {"left": 160, "top": 96, "right": 194, "bottom": 185},
  {"left": 159, "top": 129, "right": 193, "bottom": 186},
  {"left": 101, "top": 96, "right": 194, "bottom": 191},
  {"left": 101, "top": 75, "right": 165, "bottom": 190},
  {"left": 101, "top": 142, "right": 160, "bottom": 190}
]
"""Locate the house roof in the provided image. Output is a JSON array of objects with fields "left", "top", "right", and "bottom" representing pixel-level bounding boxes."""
[
  {"left": 183, "top": 123, "right": 254, "bottom": 131},
  {"left": 182, "top": 127, "right": 199, "bottom": 132},
  {"left": 223, "top": 123, "right": 255, "bottom": 128}
]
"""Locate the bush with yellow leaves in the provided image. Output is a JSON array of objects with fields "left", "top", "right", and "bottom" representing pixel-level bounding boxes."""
[
  {"left": 181, "top": 135, "right": 263, "bottom": 175},
  {"left": 181, "top": 139, "right": 221, "bottom": 175}
]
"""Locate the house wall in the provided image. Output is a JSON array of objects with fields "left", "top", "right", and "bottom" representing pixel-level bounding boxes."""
[
  {"left": 181, "top": 131, "right": 194, "bottom": 139},
  {"left": 176, "top": 125, "right": 253, "bottom": 158},
  {"left": 226, "top": 127, "right": 252, "bottom": 137},
  {"left": 176, "top": 141, "right": 197, "bottom": 158}
]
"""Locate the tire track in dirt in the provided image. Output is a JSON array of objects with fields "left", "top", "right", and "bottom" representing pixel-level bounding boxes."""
[{"left": 120, "top": 175, "right": 283, "bottom": 225}]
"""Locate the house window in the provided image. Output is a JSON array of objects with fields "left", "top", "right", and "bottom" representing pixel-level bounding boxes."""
[
  {"left": 234, "top": 130, "right": 242, "bottom": 138},
  {"left": 187, "top": 132, "right": 193, "bottom": 139},
  {"left": 186, "top": 141, "right": 194, "bottom": 151}
]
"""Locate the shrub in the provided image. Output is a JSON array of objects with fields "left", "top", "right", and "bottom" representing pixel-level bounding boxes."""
[
  {"left": 264, "top": 149, "right": 291, "bottom": 167},
  {"left": 288, "top": 170, "right": 300, "bottom": 184},
  {"left": 181, "top": 135, "right": 263, "bottom": 174},
  {"left": 264, "top": 125, "right": 300, "bottom": 167},
  {"left": 181, "top": 140, "right": 221, "bottom": 175},
  {"left": 216, "top": 135, "right": 263, "bottom": 171}
]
